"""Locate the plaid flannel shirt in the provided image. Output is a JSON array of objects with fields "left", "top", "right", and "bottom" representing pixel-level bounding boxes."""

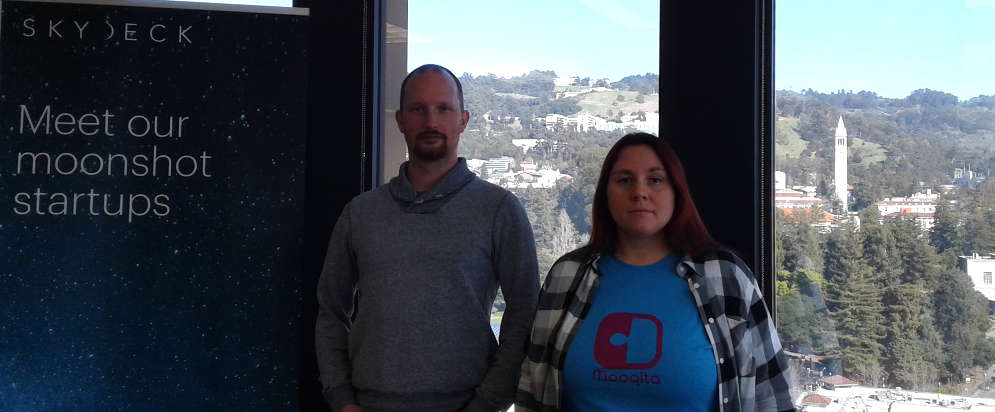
[{"left": 516, "top": 248, "right": 796, "bottom": 412}]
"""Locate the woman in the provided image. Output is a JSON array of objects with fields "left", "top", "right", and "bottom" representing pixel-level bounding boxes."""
[{"left": 516, "top": 133, "right": 795, "bottom": 412}]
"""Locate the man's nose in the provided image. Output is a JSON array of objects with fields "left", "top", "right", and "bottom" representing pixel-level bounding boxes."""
[{"left": 424, "top": 108, "right": 440, "bottom": 128}]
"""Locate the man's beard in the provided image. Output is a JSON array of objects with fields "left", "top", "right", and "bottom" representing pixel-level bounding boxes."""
[{"left": 410, "top": 131, "right": 449, "bottom": 162}]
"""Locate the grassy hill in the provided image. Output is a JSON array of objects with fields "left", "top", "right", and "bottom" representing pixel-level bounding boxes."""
[
  {"left": 849, "top": 137, "right": 887, "bottom": 166},
  {"left": 775, "top": 117, "right": 807, "bottom": 159},
  {"left": 576, "top": 91, "right": 659, "bottom": 116},
  {"left": 776, "top": 117, "right": 886, "bottom": 166}
]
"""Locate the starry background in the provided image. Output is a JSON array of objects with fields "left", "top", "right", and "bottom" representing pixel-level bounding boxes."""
[{"left": 1, "top": 1, "right": 308, "bottom": 410}]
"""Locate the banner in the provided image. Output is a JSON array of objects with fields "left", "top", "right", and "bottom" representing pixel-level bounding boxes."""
[{"left": 0, "top": 0, "right": 308, "bottom": 409}]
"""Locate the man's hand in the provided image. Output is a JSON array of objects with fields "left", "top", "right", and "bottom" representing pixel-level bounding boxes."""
[{"left": 339, "top": 404, "right": 362, "bottom": 412}]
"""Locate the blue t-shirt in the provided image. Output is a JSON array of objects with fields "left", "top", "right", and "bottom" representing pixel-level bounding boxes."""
[{"left": 562, "top": 253, "right": 718, "bottom": 411}]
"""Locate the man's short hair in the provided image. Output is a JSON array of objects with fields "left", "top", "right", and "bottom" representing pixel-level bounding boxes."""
[{"left": 399, "top": 64, "right": 465, "bottom": 113}]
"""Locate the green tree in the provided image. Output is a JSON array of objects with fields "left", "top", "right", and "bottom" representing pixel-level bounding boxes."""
[
  {"left": 930, "top": 199, "right": 965, "bottom": 255},
  {"left": 962, "top": 180, "right": 995, "bottom": 254},
  {"left": 780, "top": 208, "right": 825, "bottom": 274},
  {"left": 515, "top": 188, "right": 561, "bottom": 279},
  {"left": 824, "top": 223, "right": 886, "bottom": 385},
  {"left": 850, "top": 180, "right": 884, "bottom": 211},
  {"left": 879, "top": 217, "right": 945, "bottom": 390},
  {"left": 882, "top": 283, "right": 936, "bottom": 389},
  {"left": 934, "top": 265, "right": 995, "bottom": 381},
  {"left": 859, "top": 210, "right": 902, "bottom": 289}
]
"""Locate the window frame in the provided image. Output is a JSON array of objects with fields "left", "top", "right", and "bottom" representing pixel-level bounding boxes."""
[{"left": 371, "top": 0, "right": 776, "bottom": 302}]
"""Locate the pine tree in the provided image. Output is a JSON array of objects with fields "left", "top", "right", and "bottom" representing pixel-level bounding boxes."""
[
  {"left": 930, "top": 199, "right": 965, "bottom": 255},
  {"left": 824, "top": 223, "right": 886, "bottom": 385},
  {"left": 882, "top": 283, "right": 932, "bottom": 389},
  {"left": 934, "top": 265, "right": 995, "bottom": 381},
  {"left": 781, "top": 208, "right": 825, "bottom": 274},
  {"left": 879, "top": 217, "right": 945, "bottom": 390},
  {"left": 859, "top": 212, "right": 902, "bottom": 289}
]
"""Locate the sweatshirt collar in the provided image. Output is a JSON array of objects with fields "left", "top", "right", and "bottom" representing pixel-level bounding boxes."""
[{"left": 388, "top": 158, "right": 476, "bottom": 213}]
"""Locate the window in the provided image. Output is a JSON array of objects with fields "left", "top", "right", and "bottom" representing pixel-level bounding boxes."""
[
  {"left": 775, "top": 0, "right": 995, "bottom": 402},
  {"left": 382, "top": 1, "right": 659, "bottom": 323}
]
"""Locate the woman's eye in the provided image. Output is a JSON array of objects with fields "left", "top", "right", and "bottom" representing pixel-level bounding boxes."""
[{"left": 616, "top": 177, "right": 631, "bottom": 184}]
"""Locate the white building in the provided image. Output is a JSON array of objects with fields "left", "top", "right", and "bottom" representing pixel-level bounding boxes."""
[
  {"left": 833, "top": 116, "right": 849, "bottom": 211},
  {"left": 595, "top": 112, "right": 659, "bottom": 134},
  {"left": 959, "top": 253, "right": 995, "bottom": 302},
  {"left": 553, "top": 76, "right": 578, "bottom": 87},
  {"left": 502, "top": 169, "right": 572, "bottom": 189},
  {"left": 483, "top": 156, "right": 515, "bottom": 174},
  {"left": 874, "top": 189, "right": 940, "bottom": 231},
  {"left": 539, "top": 113, "right": 607, "bottom": 132},
  {"left": 466, "top": 158, "right": 486, "bottom": 173},
  {"left": 775, "top": 170, "right": 787, "bottom": 190},
  {"left": 775, "top": 189, "right": 827, "bottom": 209}
]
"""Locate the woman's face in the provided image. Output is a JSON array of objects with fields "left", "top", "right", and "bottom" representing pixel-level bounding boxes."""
[{"left": 606, "top": 144, "right": 675, "bottom": 244}]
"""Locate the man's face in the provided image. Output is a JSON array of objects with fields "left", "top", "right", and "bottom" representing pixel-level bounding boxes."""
[{"left": 395, "top": 71, "right": 469, "bottom": 163}]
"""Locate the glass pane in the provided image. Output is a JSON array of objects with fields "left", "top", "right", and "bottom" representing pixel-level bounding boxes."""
[
  {"left": 775, "top": 0, "right": 995, "bottom": 406},
  {"left": 384, "top": 1, "right": 660, "bottom": 325}
]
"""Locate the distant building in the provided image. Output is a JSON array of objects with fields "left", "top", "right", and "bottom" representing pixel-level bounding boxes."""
[
  {"left": 539, "top": 113, "right": 607, "bottom": 132},
  {"left": 466, "top": 158, "right": 486, "bottom": 173},
  {"left": 874, "top": 189, "right": 939, "bottom": 231},
  {"left": 595, "top": 112, "right": 659, "bottom": 134},
  {"left": 502, "top": 168, "right": 572, "bottom": 189},
  {"left": 819, "top": 375, "right": 858, "bottom": 390},
  {"left": 775, "top": 189, "right": 827, "bottom": 209},
  {"left": 553, "top": 76, "right": 578, "bottom": 87},
  {"left": 959, "top": 253, "right": 995, "bottom": 303},
  {"left": 775, "top": 170, "right": 787, "bottom": 190},
  {"left": 953, "top": 166, "right": 988, "bottom": 187},
  {"left": 834, "top": 116, "right": 849, "bottom": 211},
  {"left": 800, "top": 393, "right": 833, "bottom": 407},
  {"left": 483, "top": 156, "right": 515, "bottom": 174},
  {"left": 778, "top": 207, "right": 837, "bottom": 233}
]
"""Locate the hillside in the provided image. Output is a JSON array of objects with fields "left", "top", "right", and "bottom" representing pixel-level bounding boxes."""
[{"left": 575, "top": 90, "right": 659, "bottom": 117}]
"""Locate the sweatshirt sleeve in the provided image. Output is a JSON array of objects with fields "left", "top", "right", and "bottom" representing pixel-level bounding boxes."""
[
  {"left": 315, "top": 202, "right": 360, "bottom": 412},
  {"left": 469, "top": 192, "right": 541, "bottom": 411}
]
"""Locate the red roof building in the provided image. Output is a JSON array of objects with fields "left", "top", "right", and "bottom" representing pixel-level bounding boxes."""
[
  {"left": 800, "top": 393, "right": 833, "bottom": 407},
  {"left": 819, "top": 375, "right": 858, "bottom": 389}
]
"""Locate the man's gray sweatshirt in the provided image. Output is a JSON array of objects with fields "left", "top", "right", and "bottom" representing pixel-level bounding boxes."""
[{"left": 315, "top": 159, "right": 540, "bottom": 412}]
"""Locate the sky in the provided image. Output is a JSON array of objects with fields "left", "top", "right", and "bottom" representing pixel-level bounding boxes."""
[
  {"left": 406, "top": 0, "right": 660, "bottom": 82},
  {"left": 776, "top": 0, "right": 995, "bottom": 100},
  {"left": 185, "top": 0, "right": 994, "bottom": 100}
]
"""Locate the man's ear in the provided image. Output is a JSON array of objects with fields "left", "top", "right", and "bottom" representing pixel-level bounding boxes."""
[
  {"left": 395, "top": 109, "right": 405, "bottom": 134},
  {"left": 458, "top": 110, "right": 470, "bottom": 133}
]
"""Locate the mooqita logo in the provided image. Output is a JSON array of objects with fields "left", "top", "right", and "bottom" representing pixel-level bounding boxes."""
[
  {"left": 21, "top": 18, "right": 193, "bottom": 44},
  {"left": 594, "top": 312, "right": 662, "bottom": 370}
]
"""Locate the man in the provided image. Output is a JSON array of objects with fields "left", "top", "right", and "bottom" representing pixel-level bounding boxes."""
[{"left": 315, "top": 64, "right": 540, "bottom": 412}]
